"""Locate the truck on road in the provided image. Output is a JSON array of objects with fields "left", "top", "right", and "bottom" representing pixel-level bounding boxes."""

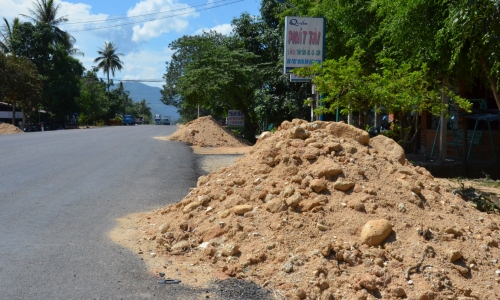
[
  {"left": 154, "top": 114, "right": 161, "bottom": 125},
  {"left": 162, "top": 116, "right": 171, "bottom": 125}
]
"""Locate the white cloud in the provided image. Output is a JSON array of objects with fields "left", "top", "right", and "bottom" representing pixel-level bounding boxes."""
[
  {"left": 127, "top": 0, "right": 198, "bottom": 43},
  {"left": 1, "top": 0, "right": 108, "bottom": 30},
  {"left": 193, "top": 23, "right": 232, "bottom": 36},
  {"left": 0, "top": 0, "right": 118, "bottom": 55},
  {"left": 120, "top": 50, "right": 169, "bottom": 87},
  {"left": 0, "top": 0, "right": 244, "bottom": 88},
  {"left": 0, "top": 0, "right": 31, "bottom": 21},
  {"left": 59, "top": 2, "right": 108, "bottom": 31}
]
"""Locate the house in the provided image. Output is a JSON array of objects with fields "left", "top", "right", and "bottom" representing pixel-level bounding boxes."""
[{"left": 0, "top": 102, "right": 23, "bottom": 126}]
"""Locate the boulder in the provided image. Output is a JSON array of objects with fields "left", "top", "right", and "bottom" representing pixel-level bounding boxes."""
[
  {"left": 290, "top": 126, "right": 311, "bottom": 139},
  {"left": 360, "top": 219, "right": 393, "bottom": 246},
  {"left": 326, "top": 122, "right": 370, "bottom": 145},
  {"left": 232, "top": 205, "right": 253, "bottom": 215},
  {"left": 370, "top": 135, "right": 406, "bottom": 165},
  {"left": 333, "top": 181, "right": 355, "bottom": 191}
]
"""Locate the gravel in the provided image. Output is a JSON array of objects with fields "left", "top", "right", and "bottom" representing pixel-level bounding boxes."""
[{"left": 209, "top": 278, "right": 273, "bottom": 300}]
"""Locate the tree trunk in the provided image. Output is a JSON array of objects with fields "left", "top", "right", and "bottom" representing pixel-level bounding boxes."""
[
  {"left": 399, "top": 111, "right": 405, "bottom": 146},
  {"left": 439, "top": 75, "right": 449, "bottom": 163},
  {"left": 11, "top": 102, "right": 16, "bottom": 125},
  {"left": 347, "top": 103, "right": 352, "bottom": 125},
  {"left": 479, "top": 56, "right": 500, "bottom": 110}
]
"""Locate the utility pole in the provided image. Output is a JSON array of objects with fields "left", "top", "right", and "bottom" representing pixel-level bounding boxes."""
[{"left": 311, "top": 84, "right": 317, "bottom": 121}]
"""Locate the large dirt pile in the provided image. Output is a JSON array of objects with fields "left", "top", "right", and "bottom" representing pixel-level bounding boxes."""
[
  {"left": 167, "top": 116, "right": 251, "bottom": 147},
  {"left": 0, "top": 123, "right": 23, "bottom": 134},
  {"left": 142, "top": 119, "right": 500, "bottom": 299}
]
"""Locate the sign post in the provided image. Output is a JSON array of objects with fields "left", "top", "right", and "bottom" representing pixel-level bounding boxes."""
[{"left": 284, "top": 16, "right": 326, "bottom": 120}]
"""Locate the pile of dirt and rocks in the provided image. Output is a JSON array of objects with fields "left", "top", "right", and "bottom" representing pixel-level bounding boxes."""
[
  {"left": 118, "top": 119, "right": 500, "bottom": 300},
  {"left": 0, "top": 123, "right": 23, "bottom": 134},
  {"left": 166, "top": 116, "right": 252, "bottom": 147}
]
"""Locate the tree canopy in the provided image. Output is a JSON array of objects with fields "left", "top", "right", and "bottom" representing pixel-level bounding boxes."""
[{"left": 0, "top": 52, "right": 42, "bottom": 111}]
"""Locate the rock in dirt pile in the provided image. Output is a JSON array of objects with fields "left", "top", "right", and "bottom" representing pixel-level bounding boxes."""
[
  {"left": 0, "top": 123, "right": 23, "bottom": 134},
  {"left": 144, "top": 119, "right": 500, "bottom": 299},
  {"left": 166, "top": 116, "right": 251, "bottom": 147}
]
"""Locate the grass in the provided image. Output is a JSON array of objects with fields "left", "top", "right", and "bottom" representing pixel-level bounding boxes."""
[
  {"left": 446, "top": 175, "right": 500, "bottom": 214},
  {"left": 472, "top": 172, "right": 500, "bottom": 189}
]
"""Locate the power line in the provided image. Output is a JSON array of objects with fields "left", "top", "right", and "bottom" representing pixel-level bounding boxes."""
[
  {"left": 104, "top": 79, "right": 164, "bottom": 82},
  {"left": 68, "top": 0, "right": 244, "bottom": 32},
  {"left": 65, "top": 0, "right": 236, "bottom": 25}
]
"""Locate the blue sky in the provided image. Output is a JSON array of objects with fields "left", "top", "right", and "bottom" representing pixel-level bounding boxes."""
[{"left": 2, "top": 0, "right": 262, "bottom": 87}]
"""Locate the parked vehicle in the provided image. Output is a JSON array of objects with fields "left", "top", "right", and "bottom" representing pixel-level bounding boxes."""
[
  {"left": 122, "top": 114, "right": 136, "bottom": 126},
  {"left": 154, "top": 114, "right": 161, "bottom": 125},
  {"left": 368, "top": 115, "right": 392, "bottom": 138},
  {"left": 162, "top": 116, "right": 171, "bottom": 125},
  {"left": 21, "top": 123, "right": 38, "bottom": 132},
  {"left": 66, "top": 113, "right": 78, "bottom": 129}
]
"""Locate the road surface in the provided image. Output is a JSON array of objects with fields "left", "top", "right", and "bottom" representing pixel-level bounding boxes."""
[{"left": 0, "top": 126, "right": 270, "bottom": 300}]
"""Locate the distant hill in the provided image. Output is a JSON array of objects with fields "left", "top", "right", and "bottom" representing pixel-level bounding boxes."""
[{"left": 114, "top": 82, "right": 180, "bottom": 121}]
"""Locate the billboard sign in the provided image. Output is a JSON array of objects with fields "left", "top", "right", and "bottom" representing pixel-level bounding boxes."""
[
  {"left": 227, "top": 110, "right": 244, "bottom": 128},
  {"left": 284, "top": 16, "right": 325, "bottom": 77}
]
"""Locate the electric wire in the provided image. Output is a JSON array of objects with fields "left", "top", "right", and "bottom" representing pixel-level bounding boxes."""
[
  {"left": 66, "top": 0, "right": 244, "bottom": 32},
  {"left": 103, "top": 79, "right": 164, "bottom": 82},
  {"left": 64, "top": 0, "right": 237, "bottom": 25}
]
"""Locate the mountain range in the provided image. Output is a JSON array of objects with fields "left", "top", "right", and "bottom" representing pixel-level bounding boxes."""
[{"left": 118, "top": 82, "right": 180, "bottom": 122}]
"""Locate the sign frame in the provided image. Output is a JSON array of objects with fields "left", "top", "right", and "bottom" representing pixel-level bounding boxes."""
[
  {"left": 283, "top": 16, "right": 326, "bottom": 80},
  {"left": 227, "top": 110, "right": 245, "bottom": 129}
]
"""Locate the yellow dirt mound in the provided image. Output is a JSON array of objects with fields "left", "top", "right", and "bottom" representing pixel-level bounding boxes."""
[
  {"left": 128, "top": 119, "right": 500, "bottom": 299},
  {"left": 167, "top": 116, "right": 251, "bottom": 147},
  {"left": 0, "top": 123, "right": 23, "bottom": 134}
]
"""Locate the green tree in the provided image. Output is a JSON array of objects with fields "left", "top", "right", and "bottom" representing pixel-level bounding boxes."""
[
  {"left": 162, "top": 7, "right": 313, "bottom": 132},
  {"left": 232, "top": 9, "right": 311, "bottom": 128},
  {"left": 441, "top": 0, "right": 500, "bottom": 110},
  {"left": 0, "top": 17, "right": 21, "bottom": 55},
  {"left": 94, "top": 42, "right": 124, "bottom": 91},
  {"left": 0, "top": 0, "right": 84, "bottom": 125},
  {"left": 294, "top": 51, "right": 470, "bottom": 150},
  {"left": 8, "top": 21, "right": 84, "bottom": 122},
  {"left": 77, "top": 67, "right": 109, "bottom": 125},
  {"left": 135, "top": 99, "right": 152, "bottom": 122},
  {"left": 0, "top": 52, "right": 42, "bottom": 124},
  {"left": 21, "top": 0, "right": 76, "bottom": 52},
  {"left": 162, "top": 31, "right": 266, "bottom": 140},
  {"left": 294, "top": 51, "right": 372, "bottom": 117},
  {"left": 42, "top": 45, "right": 84, "bottom": 120},
  {"left": 370, "top": 0, "right": 472, "bottom": 158},
  {"left": 1, "top": 17, "right": 24, "bottom": 123}
]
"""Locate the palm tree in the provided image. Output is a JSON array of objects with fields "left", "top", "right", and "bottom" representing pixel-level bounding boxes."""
[
  {"left": 21, "top": 0, "right": 76, "bottom": 52},
  {"left": 0, "top": 17, "right": 21, "bottom": 55},
  {"left": 94, "top": 42, "right": 124, "bottom": 91},
  {"left": 138, "top": 99, "right": 152, "bottom": 122}
]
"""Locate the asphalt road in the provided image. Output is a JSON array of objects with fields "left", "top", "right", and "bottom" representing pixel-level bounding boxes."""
[{"left": 0, "top": 125, "right": 273, "bottom": 300}]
